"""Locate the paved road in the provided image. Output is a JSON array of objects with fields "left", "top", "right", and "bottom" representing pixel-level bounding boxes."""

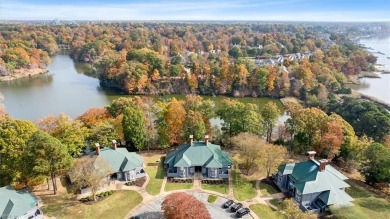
[{"left": 134, "top": 192, "right": 252, "bottom": 219}]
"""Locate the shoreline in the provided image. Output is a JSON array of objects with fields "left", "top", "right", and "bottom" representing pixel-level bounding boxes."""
[
  {"left": 350, "top": 90, "right": 390, "bottom": 111},
  {"left": 0, "top": 68, "right": 48, "bottom": 82}
]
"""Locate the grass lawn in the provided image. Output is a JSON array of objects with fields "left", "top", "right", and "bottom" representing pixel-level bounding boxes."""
[
  {"left": 201, "top": 183, "right": 228, "bottom": 194},
  {"left": 144, "top": 155, "right": 165, "bottom": 195},
  {"left": 41, "top": 190, "right": 142, "bottom": 219},
  {"left": 260, "top": 181, "right": 278, "bottom": 196},
  {"left": 249, "top": 204, "right": 284, "bottom": 219},
  {"left": 330, "top": 185, "right": 390, "bottom": 219},
  {"left": 232, "top": 169, "right": 257, "bottom": 201},
  {"left": 269, "top": 199, "right": 283, "bottom": 209},
  {"left": 208, "top": 194, "right": 218, "bottom": 203},
  {"left": 164, "top": 182, "right": 193, "bottom": 192}
]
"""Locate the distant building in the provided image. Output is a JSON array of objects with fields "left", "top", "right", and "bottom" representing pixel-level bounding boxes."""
[
  {"left": 0, "top": 186, "right": 43, "bottom": 219},
  {"left": 273, "top": 151, "right": 353, "bottom": 214},
  {"left": 164, "top": 135, "right": 233, "bottom": 180}
]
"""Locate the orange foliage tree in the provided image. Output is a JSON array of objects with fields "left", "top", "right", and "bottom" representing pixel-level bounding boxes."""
[
  {"left": 161, "top": 192, "right": 211, "bottom": 219},
  {"left": 163, "top": 98, "right": 186, "bottom": 145},
  {"left": 77, "top": 107, "right": 111, "bottom": 128}
]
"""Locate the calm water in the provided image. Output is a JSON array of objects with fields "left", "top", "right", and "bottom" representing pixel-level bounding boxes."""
[
  {"left": 353, "top": 35, "right": 390, "bottom": 104},
  {"left": 0, "top": 55, "right": 283, "bottom": 123}
]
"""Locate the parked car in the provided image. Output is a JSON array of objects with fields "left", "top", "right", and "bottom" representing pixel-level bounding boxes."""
[
  {"left": 130, "top": 216, "right": 143, "bottom": 219},
  {"left": 236, "top": 208, "right": 250, "bottom": 217},
  {"left": 230, "top": 203, "right": 243, "bottom": 212},
  {"left": 222, "top": 200, "right": 234, "bottom": 208}
]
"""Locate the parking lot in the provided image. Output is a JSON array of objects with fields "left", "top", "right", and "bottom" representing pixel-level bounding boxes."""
[{"left": 134, "top": 192, "right": 253, "bottom": 219}]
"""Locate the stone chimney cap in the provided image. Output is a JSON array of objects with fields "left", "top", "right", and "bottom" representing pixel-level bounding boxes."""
[
  {"left": 95, "top": 143, "right": 100, "bottom": 147},
  {"left": 112, "top": 140, "right": 117, "bottom": 144},
  {"left": 307, "top": 151, "right": 316, "bottom": 155},
  {"left": 204, "top": 135, "right": 209, "bottom": 139},
  {"left": 189, "top": 135, "right": 193, "bottom": 139}
]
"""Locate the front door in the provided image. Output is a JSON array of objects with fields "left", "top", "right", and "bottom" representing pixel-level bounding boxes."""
[{"left": 195, "top": 166, "right": 202, "bottom": 172}]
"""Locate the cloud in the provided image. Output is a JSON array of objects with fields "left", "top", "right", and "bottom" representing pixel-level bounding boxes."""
[{"left": 0, "top": 0, "right": 388, "bottom": 21}]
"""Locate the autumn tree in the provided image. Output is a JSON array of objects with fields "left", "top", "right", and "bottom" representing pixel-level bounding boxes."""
[
  {"left": 260, "top": 143, "right": 287, "bottom": 177},
  {"left": 0, "top": 116, "right": 37, "bottom": 186},
  {"left": 69, "top": 156, "right": 113, "bottom": 201},
  {"left": 36, "top": 114, "right": 87, "bottom": 157},
  {"left": 231, "top": 133, "right": 263, "bottom": 175},
  {"left": 162, "top": 192, "right": 211, "bottom": 219},
  {"left": 27, "top": 130, "right": 72, "bottom": 194},
  {"left": 162, "top": 98, "right": 186, "bottom": 145},
  {"left": 261, "top": 102, "right": 281, "bottom": 143},
  {"left": 318, "top": 121, "right": 343, "bottom": 159},
  {"left": 77, "top": 107, "right": 111, "bottom": 128}
]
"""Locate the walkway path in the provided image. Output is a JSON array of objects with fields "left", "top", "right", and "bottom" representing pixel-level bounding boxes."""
[{"left": 74, "top": 167, "right": 285, "bottom": 219}]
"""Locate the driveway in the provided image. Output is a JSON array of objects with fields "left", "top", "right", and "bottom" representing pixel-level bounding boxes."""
[{"left": 134, "top": 192, "right": 253, "bottom": 219}]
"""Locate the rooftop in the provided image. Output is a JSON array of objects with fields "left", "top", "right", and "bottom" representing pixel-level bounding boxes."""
[
  {"left": 164, "top": 141, "right": 233, "bottom": 168},
  {"left": 0, "top": 186, "right": 39, "bottom": 218}
]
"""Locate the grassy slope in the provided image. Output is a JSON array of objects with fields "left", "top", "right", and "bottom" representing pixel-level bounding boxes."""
[
  {"left": 259, "top": 181, "right": 278, "bottom": 196},
  {"left": 331, "top": 186, "right": 390, "bottom": 219},
  {"left": 201, "top": 183, "right": 229, "bottom": 194},
  {"left": 164, "top": 182, "right": 193, "bottom": 191},
  {"left": 249, "top": 204, "right": 284, "bottom": 219},
  {"left": 42, "top": 190, "right": 142, "bottom": 219},
  {"left": 232, "top": 169, "right": 257, "bottom": 201}
]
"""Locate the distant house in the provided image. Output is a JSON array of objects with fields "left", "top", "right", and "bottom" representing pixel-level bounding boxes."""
[
  {"left": 0, "top": 186, "right": 43, "bottom": 219},
  {"left": 273, "top": 151, "right": 354, "bottom": 213},
  {"left": 164, "top": 135, "right": 233, "bottom": 180}
]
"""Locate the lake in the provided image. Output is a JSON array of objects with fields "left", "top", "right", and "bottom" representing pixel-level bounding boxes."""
[
  {"left": 352, "top": 34, "right": 390, "bottom": 104},
  {"left": 0, "top": 54, "right": 284, "bottom": 124}
]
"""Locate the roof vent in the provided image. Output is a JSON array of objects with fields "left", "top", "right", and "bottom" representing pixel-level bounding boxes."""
[{"left": 319, "top": 159, "right": 328, "bottom": 172}]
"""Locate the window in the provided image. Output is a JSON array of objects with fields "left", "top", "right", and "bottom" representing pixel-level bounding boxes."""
[{"left": 209, "top": 168, "right": 217, "bottom": 178}]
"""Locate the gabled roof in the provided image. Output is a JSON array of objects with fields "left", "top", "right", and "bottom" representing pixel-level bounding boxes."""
[
  {"left": 318, "top": 187, "right": 354, "bottom": 206},
  {"left": 279, "top": 160, "right": 350, "bottom": 195},
  {"left": 0, "top": 186, "right": 39, "bottom": 218},
  {"left": 164, "top": 141, "right": 233, "bottom": 168},
  {"left": 96, "top": 147, "right": 144, "bottom": 172}
]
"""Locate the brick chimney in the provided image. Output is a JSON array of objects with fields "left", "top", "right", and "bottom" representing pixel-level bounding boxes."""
[
  {"left": 189, "top": 135, "right": 194, "bottom": 146},
  {"left": 319, "top": 159, "right": 328, "bottom": 172},
  {"left": 95, "top": 143, "right": 100, "bottom": 155},
  {"left": 112, "top": 140, "right": 117, "bottom": 150},
  {"left": 204, "top": 135, "right": 209, "bottom": 145},
  {"left": 307, "top": 151, "right": 316, "bottom": 160}
]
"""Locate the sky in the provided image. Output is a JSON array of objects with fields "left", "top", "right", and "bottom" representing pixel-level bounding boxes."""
[{"left": 0, "top": 0, "right": 389, "bottom": 22}]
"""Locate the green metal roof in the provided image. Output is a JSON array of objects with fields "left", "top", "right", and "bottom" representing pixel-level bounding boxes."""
[
  {"left": 0, "top": 186, "right": 39, "bottom": 218},
  {"left": 97, "top": 147, "right": 144, "bottom": 172},
  {"left": 164, "top": 141, "right": 233, "bottom": 168},
  {"left": 318, "top": 187, "right": 354, "bottom": 206},
  {"left": 279, "top": 160, "right": 350, "bottom": 195}
]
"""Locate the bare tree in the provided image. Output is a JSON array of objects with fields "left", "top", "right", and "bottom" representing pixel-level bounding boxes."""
[{"left": 69, "top": 156, "right": 113, "bottom": 201}]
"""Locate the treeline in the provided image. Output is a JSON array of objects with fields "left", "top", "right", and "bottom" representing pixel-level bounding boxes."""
[
  {"left": 0, "top": 25, "right": 57, "bottom": 76},
  {"left": 0, "top": 23, "right": 376, "bottom": 98},
  {"left": 0, "top": 95, "right": 279, "bottom": 188},
  {"left": 1, "top": 94, "right": 389, "bottom": 190}
]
